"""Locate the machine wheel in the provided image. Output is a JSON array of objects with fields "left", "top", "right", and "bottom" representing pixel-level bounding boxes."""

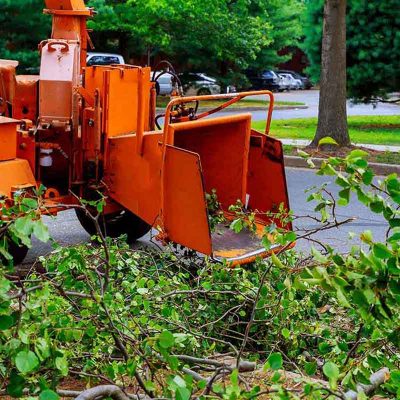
[
  {"left": 75, "top": 208, "right": 152, "bottom": 244},
  {"left": 197, "top": 88, "right": 211, "bottom": 96},
  {"left": 0, "top": 240, "right": 29, "bottom": 266}
]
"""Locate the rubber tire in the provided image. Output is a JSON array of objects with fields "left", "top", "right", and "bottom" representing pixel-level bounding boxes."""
[
  {"left": 1, "top": 240, "right": 29, "bottom": 266},
  {"left": 75, "top": 208, "right": 151, "bottom": 244},
  {"left": 197, "top": 88, "right": 211, "bottom": 96}
]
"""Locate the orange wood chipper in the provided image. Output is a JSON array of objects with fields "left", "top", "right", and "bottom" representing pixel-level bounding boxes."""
[{"left": 0, "top": 0, "right": 292, "bottom": 265}]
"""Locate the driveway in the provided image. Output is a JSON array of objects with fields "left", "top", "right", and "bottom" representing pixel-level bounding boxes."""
[{"left": 22, "top": 168, "right": 386, "bottom": 264}]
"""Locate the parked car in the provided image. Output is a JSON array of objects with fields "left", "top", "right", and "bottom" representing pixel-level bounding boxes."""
[
  {"left": 178, "top": 73, "right": 221, "bottom": 95},
  {"left": 278, "top": 73, "right": 301, "bottom": 90},
  {"left": 245, "top": 70, "right": 280, "bottom": 92},
  {"left": 86, "top": 52, "right": 125, "bottom": 66},
  {"left": 276, "top": 70, "right": 312, "bottom": 90},
  {"left": 277, "top": 73, "right": 291, "bottom": 91},
  {"left": 153, "top": 71, "right": 174, "bottom": 95}
]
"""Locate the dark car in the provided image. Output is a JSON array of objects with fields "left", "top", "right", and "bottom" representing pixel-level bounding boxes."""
[
  {"left": 276, "top": 70, "right": 313, "bottom": 90},
  {"left": 245, "top": 70, "right": 281, "bottom": 92}
]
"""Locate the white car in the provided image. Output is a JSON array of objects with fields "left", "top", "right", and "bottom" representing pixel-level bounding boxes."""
[{"left": 86, "top": 52, "right": 125, "bottom": 67}]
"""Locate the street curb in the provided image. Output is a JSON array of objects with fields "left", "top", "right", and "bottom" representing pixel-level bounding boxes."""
[{"left": 284, "top": 156, "right": 400, "bottom": 176}]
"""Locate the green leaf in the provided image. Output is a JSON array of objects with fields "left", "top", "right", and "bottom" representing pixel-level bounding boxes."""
[
  {"left": 338, "top": 188, "right": 350, "bottom": 205},
  {"left": 297, "top": 149, "right": 310, "bottom": 159},
  {"left": 318, "top": 136, "right": 338, "bottom": 146},
  {"left": 55, "top": 356, "right": 69, "bottom": 376},
  {"left": 390, "top": 370, "right": 400, "bottom": 385},
  {"left": 348, "top": 149, "right": 368, "bottom": 159},
  {"left": 323, "top": 362, "right": 339, "bottom": 389},
  {"left": 370, "top": 200, "right": 384, "bottom": 213},
  {"left": 360, "top": 230, "right": 373, "bottom": 243},
  {"left": 0, "top": 314, "right": 16, "bottom": 330},
  {"left": 271, "top": 252, "right": 285, "bottom": 269},
  {"left": 33, "top": 220, "right": 50, "bottom": 243},
  {"left": 21, "top": 198, "right": 38, "bottom": 209},
  {"left": 15, "top": 350, "right": 39, "bottom": 374},
  {"left": 260, "top": 285, "right": 268, "bottom": 297},
  {"left": 305, "top": 361, "right": 317, "bottom": 376},
  {"left": 387, "top": 231, "right": 400, "bottom": 243},
  {"left": 159, "top": 330, "right": 175, "bottom": 349},
  {"left": 173, "top": 375, "right": 187, "bottom": 388},
  {"left": 267, "top": 352, "right": 283, "bottom": 370},
  {"left": 39, "top": 390, "right": 60, "bottom": 400},
  {"left": 35, "top": 338, "right": 50, "bottom": 361},
  {"left": 13, "top": 217, "right": 35, "bottom": 237},
  {"left": 373, "top": 243, "right": 392, "bottom": 259},
  {"left": 230, "top": 218, "right": 243, "bottom": 233},
  {"left": 281, "top": 328, "right": 290, "bottom": 339},
  {"left": 389, "top": 218, "right": 400, "bottom": 228},
  {"left": 362, "top": 169, "right": 374, "bottom": 185},
  {"left": 230, "top": 369, "right": 239, "bottom": 385},
  {"left": 6, "top": 371, "right": 25, "bottom": 397},
  {"left": 175, "top": 387, "right": 191, "bottom": 400}
]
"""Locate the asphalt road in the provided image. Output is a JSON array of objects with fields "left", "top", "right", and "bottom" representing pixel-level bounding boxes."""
[
  {"left": 239, "top": 90, "right": 400, "bottom": 121},
  {"left": 23, "top": 168, "right": 386, "bottom": 264}
]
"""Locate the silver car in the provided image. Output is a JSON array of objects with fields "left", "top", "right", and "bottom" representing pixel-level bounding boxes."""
[
  {"left": 277, "top": 73, "right": 291, "bottom": 91},
  {"left": 279, "top": 73, "right": 302, "bottom": 90},
  {"left": 179, "top": 73, "right": 221, "bottom": 96},
  {"left": 153, "top": 72, "right": 174, "bottom": 95}
]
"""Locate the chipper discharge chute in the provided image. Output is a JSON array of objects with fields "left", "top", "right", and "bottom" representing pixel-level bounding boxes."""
[{"left": 0, "top": 0, "right": 292, "bottom": 265}]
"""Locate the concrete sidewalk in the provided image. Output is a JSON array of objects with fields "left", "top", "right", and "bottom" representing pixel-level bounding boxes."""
[{"left": 280, "top": 138, "right": 400, "bottom": 153}]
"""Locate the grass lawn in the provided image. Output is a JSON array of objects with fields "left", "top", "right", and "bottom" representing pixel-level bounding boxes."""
[
  {"left": 156, "top": 97, "right": 305, "bottom": 109},
  {"left": 282, "top": 144, "right": 400, "bottom": 165},
  {"left": 252, "top": 115, "right": 400, "bottom": 145}
]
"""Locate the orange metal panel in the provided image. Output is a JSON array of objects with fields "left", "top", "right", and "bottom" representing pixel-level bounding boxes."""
[
  {"left": 51, "top": 17, "right": 83, "bottom": 41},
  {"left": 247, "top": 132, "right": 291, "bottom": 228},
  {"left": 104, "top": 67, "right": 151, "bottom": 138},
  {"left": 163, "top": 145, "right": 212, "bottom": 255},
  {"left": 170, "top": 114, "right": 251, "bottom": 209},
  {"left": 17, "top": 133, "right": 36, "bottom": 175},
  {"left": 0, "top": 159, "right": 36, "bottom": 198},
  {"left": 83, "top": 66, "right": 106, "bottom": 103},
  {"left": 0, "top": 117, "right": 18, "bottom": 161},
  {"left": 104, "top": 132, "right": 163, "bottom": 225},
  {"left": 45, "top": 0, "right": 86, "bottom": 10},
  {"left": 13, "top": 76, "right": 39, "bottom": 121},
  {"left": 0, "top": 61, "right": 18, "bottom": 117}
]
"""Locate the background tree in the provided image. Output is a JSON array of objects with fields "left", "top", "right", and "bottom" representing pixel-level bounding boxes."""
[
  {"left": 311, "top": 0, "right": 350, "bottom": 147},
  {"left": 88, "top": 0, "right": 303, "bottom": 86},
  {"left": 0, "top": 0, "right": 303, "bottom": 85},
  {"left": 302, "top": 0, "right": 400, "bottom": 103},
  {"left": 0, "top": 0, "right": 50, "bottom": 71}
]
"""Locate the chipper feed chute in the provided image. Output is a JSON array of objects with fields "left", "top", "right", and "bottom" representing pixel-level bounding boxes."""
[{"left": 160, "top": 113, "right": 291, "bottom": 265}]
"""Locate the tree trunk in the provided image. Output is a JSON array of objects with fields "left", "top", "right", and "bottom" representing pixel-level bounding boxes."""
[{"left": 311, "top": 0, "right": 350, "bottom": 147}]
